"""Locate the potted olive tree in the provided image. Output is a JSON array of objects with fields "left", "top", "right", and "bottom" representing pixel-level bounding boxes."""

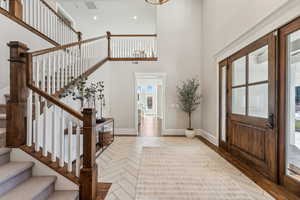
[{"left": 177, "top": 78, "right": 201, "bottom": 138}]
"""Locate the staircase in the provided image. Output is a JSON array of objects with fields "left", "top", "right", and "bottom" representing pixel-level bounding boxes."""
[
  {"left": 0, "top": 148, "right": 79, "bottom": 199},
  {"left": 0, "top": 104, "right": 6, "bottom": 147},
  {"left": 1, "top": 1, "right": 158, "bottom": 199}
]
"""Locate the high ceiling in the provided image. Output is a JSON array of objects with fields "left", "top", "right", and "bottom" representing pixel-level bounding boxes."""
[{"left": 56, "top": 0, "right": 157, "bottom": 38}]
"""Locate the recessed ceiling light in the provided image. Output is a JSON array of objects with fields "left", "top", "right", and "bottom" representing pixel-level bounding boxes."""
[
  {"left": 93, "top": 16, "right": 98, "bottom": 20},
  {"left": 133, "top": 16, "right": 138, "bottom": 20}
]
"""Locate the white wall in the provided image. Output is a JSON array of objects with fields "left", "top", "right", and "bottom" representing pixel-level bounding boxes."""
[
  {"left": 201, "top": 0, "right": 300, "bottom": 141},
  {"left": 0, "top": 14, "right": 54, "bottom": 103},
  {"left": 102, "top": 0, "right": 202, "bottom": 135}
]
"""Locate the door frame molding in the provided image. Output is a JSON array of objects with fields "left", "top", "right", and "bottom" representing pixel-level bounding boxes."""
[
  {"left": 218, "top": 59, "right": 228, "bottom": 150},
  {"left": 278, "top": 16, "right": 300, "bottom": 195},
  {"left": 134, "top": 72, "right": 167, "bottom": 136}
]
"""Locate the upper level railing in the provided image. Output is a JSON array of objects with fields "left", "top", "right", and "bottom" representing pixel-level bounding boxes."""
[
  {"left": 0, "top": 0, "right": 80, "bottom": 45},
  {"left": 23, "top": 0, "right": 79, "bottom": 44},
  {"left": 108, "top": 32, "right": 158, "bottom": 61}
]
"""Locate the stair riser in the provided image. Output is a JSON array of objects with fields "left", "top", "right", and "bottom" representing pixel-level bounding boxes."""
[
  {"left": 0, "top": 107, "right": 6, "bottom": 114},
  {"left": 0, "top": 120, "right": 6, "bottom": 128},
  {"left": 0, "top": 152, "right": 9, "bottom": 166},
  {"left": 33, "top": 182, "right": 55, "bottom": 200},
  {"left": 0, "top": 133, "right": 6, "bottom": 148},
  {"left": 0, "top": 168, "right": 32, "bottom": 196}
]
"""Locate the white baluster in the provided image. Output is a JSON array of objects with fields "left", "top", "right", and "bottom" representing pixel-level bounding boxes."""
[
  {"left": 35, "top": 59, "right": 40, "bottom": 152},
  {"left": 22, "top": 0, "right": 26, "bottom": 21},
  {"left": 116, "top": 39, "right": 119, "bottom": 58},
  {"left": 75, "top": 47, "right": 78, "bottom": 78},
  {"left": 64, "top": 51, "right": 68, "bottom": 85},
  {"left": 32, "top": 0, "right": 35, "bottom": 28},
  {"left": 76, "top": 125, "right": 81, "bottom": 177},
  {"left": 62, "top": 51, "right": 65, "bottom": 88},
  {"left": 35, "top": 94, "right": 40, "bottom": 152},
  {"left": 70, "top": 47, "right": 73, "bottom": 81},
  {"left": 83, "top": 45, "right": 86, "bottom": 72},
  {"left": 42, "top": 55, "right": 46, "bottom": 92},
  {"left": 68, "top": 121, "right": 73, "bottom": 172},
  {"left": 42, "top": 100, "right": 48, "bottom": 157},
  {"left": 66, "top": 49, "right": 69, "bottom": 84},
  {"left": 25, "top": 0, "right": 29, "bottom": 23},
  {"left": 51, "top": 105, "right": 57, "bottom": 162},
  {"left": 48, "top": 53, "right": 51, "bottom": 94},
  {"left": 59, "top": 109, "right": 65, "bottom": 167},
  {"left": 52, "top": 52, "right": 56, "bottom": 94},
  {"left": 27, "top": 90, "right": 33, "bottom": 147}
]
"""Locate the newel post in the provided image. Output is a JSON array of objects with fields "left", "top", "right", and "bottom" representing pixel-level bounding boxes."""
[
  {"left": 80, "top": 108, "right": 98, "bottom": 200},
  {"left": 7, "top": 41, "right": 29, "bottom": 147},
  {"left": 9, "top": 0, "right": 23, "bottom": 19},
  {"left": 78, "top": 32, "right": 82, "bottom": 43},
  {"left": 106, "top": 31, "right": 111, "bottom": 59}
]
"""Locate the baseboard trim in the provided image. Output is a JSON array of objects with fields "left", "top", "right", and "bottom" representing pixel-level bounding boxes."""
[
  {"left": 115, "top": 128, "right": 137, "bottom": 136},
  {"left": 162, "top": 129, "right": 185, "bottom": 136},
  {"left": 196, "top": 129, "right": 218, "bottom": 146}
]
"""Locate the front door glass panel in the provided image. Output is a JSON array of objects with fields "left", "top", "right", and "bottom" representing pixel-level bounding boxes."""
[
  {"left": 221, "top": 67, "right": 227, "bottom": 142},
  {"left": 286, "top": 29, "right": 300, "bottom": 181}
]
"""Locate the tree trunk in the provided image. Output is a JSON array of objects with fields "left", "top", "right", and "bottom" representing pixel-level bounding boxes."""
[{"left": 188, "top": 112, "right": 192, "bottom": 130}]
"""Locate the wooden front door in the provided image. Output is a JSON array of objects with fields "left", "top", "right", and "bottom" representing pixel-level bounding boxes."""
[{"left": 228, "top": 33, "right": 278, "bottom": 181}]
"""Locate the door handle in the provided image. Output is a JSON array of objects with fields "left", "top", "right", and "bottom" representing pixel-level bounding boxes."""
[{"left": 267, "top": 114, "right": 274, "bottom": 129}]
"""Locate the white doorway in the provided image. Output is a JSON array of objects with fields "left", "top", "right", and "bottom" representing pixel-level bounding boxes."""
[{"left": 135, "top": 73, "right": 166, "bottom": 137}]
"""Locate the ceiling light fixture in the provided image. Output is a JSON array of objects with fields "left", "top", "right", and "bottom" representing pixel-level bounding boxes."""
[
  {"left": 133, "top": 16, "right": 138, "bottom": 20},
  {"left": 93, "top": 15, "right": 98, "bottom": 20},
  {"left": 145, "top": 0, "right": 170, "bottom": 5}
]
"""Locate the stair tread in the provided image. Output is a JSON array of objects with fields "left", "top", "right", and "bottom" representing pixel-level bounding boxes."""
[
  {"left": 0, "top": 176, "right": 57, "bottom": 200},
  {"left": 0, "top": 129, "right": 5, "bottom": 134},
  {"left": 0, "top": 114, "right": 6, "bottom": 120},
  {"left": 0, "top": 148, "right": 10, "bottom": 156},
  {"left": 48, "top": 190, "right": 79, "bottom": 200},
  {"left": 0, "top": 162, "right": 34, "bottom": 185}
]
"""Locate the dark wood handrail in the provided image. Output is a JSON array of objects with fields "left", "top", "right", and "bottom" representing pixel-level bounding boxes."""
[
  {"left": 40, "top": 0, "right": 78, "bottom": 35},
  {"left": 31, "top": 35, "right": 107, "bottom": 56},
  {"left": 27, "top": 83, "right": 84, "bottom": 121},
  {"left": 110, "top": 34, "right": 157, "bottom": 37},
  {"left": 96, "top": 118, "right": 114, "bottom": 129}
]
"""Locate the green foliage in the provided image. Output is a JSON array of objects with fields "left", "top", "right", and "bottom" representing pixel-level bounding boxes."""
[
  {"left": 177, "top": 78, "right": 201, "bottom": 129},
  {"left": 177, "top": 78, "right": 201, "bottom": 114},
  {"left": 61, "top": 75, "right": 105, "bottom": 108}
]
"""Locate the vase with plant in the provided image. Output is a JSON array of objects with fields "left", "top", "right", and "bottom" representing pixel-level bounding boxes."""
[
  {"left": 177, "top": 78, "right": 201, "bottom": 138},
  {"left": 62, "top": 76, "right": 106, "bottom": 119}
]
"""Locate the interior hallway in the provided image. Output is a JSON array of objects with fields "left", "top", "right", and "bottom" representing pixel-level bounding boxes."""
[
  {"left": 138, "top": 116, "right": 162, "bottom": 137},
  {"left": 97, "top": 137, "right": 274, "bottom": 200}
]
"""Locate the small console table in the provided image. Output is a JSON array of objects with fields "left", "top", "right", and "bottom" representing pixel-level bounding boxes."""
[{"left": 95, "top": 118, "right": 114, "bottom": 157}]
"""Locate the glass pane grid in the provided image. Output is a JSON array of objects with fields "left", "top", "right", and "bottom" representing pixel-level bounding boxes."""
[
  {"left": 249, "top": 45, "right": 269, "bottom": 84},
  {"left": 232, "top": 87, "right": 246, "bottom": 115},
  {"left": 231, "top": 46, "right": 269, "bottom": 118},
  {"left": 232, "top": 56, "right": 246, "bottom": 87},
  {"left": 248, "top": 83, "right": 268, "bottom": 118}
]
